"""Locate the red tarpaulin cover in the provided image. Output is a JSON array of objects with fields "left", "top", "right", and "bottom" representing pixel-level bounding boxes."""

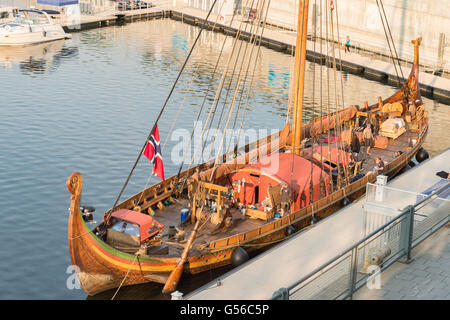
[
  {"left": 111, "top": 209, "right": 163, "bottom": 241},
  {"left": 228, "top": 153, "right": 330, "bottom": 210}
]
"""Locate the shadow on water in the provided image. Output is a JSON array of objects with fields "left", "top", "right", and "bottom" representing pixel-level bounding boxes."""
[
  {"left": 87, "top": 248, "right": 270, "bottom": 300},
  {"left": 87, "top": 264, "right": 236, "bottom": 300}
]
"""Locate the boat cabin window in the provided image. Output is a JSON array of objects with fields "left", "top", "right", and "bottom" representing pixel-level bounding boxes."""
[
  {"left": 14, "top": 11, "right": 48, "bottom": 25},
  {"left": 250, "top": 174, "right": 260, "bottom": 178},
  {"left": 110, "top": 219, "right": 140, "bottom": 237}
]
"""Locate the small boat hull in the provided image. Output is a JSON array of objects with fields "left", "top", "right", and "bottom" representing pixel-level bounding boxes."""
[{"left": 0, "top": 25, "right": 70, "bottom": 46}]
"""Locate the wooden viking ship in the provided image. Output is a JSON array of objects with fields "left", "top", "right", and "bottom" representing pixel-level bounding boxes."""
[{"left": 67, "top": 0, "right": 429, "bottom": 296}]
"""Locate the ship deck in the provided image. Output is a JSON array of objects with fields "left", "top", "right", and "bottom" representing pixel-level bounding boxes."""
[
  {"left": 149, "top": 199, "right": 267, "bottom": 257},
  {"left": 143, "top": 125, "right": 417, "bottom": 258}
]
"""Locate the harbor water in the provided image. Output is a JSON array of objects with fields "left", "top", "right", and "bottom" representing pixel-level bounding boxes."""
[{"left": 0, "top": 18, "right": 448, "bottom": 299}]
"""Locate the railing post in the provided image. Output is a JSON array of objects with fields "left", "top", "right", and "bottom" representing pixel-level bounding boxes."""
[
  {"left": 348, "top": 247, "right": 358, "bottom": 300},
  {"left": 272, "top": 288, "right": 289, "bottom": 300},
  {"left": 399, "top": 205, "right": 415, "bottom": 263}
]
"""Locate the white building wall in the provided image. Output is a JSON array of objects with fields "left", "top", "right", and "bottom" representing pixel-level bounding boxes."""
[{"left": 186, "top": 0, "right": 450, "bottom": 71}]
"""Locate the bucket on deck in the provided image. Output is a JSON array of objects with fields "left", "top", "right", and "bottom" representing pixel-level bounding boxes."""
[
  {"left": 168, "top": 225, "right": 176, "bottom": 239},
  {"left": 180, "top": 208, "right": 190, "bottom": 224}
]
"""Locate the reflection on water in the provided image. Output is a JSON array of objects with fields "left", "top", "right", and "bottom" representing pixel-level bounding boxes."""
[
  {"left": 0, "top": 18, "right": 448, "bottom": 300},
  {"left": 0, "top": 40, "right": 78, "bottom": 75},
  {"left": 89, "top": 264, "right": 237, "bottom": 300}
]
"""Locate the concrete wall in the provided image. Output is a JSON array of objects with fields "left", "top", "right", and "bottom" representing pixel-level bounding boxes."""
[
  {"left": 184, "top": 0, "right": 450, "bottom": 72},
  {"left": 182, "top": 0, "right": 239, "bottom": 15},
  {"left": 269, "top": 0, "right": 450, "bottom": 72},
  {"left": 29, "top": 0, "right": 116, "bottom": 14}
]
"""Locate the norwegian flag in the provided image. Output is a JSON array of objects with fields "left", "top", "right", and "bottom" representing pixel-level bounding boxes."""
[
  {"left": 330, "top": 0, "right": 334, "bottom": 11},
  {"left": 143, "top": 124, "right": 165, "bottom": 181}
]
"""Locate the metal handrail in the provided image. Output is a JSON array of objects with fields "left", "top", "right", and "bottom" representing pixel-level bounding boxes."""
[
  {"left": 271, "top": 209, "right": 406, "bottom": 299},
  {"left": 413, "top": 180, "right": 450, "bottom": 207},
  {"left": 271, "top": 180, "right": 450, "bottom": 300}
]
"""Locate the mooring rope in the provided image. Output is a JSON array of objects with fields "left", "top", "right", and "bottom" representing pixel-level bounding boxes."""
[{"left": 110, "top": 254, "right": 138, "bottom": 300}]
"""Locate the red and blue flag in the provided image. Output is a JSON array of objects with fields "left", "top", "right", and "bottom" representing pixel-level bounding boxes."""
[{"left": 143, "top": 124, "right": 165, "bottom": 181}]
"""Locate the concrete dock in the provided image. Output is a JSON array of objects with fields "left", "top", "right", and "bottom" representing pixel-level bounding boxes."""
[
  {"left": 354, "top": 224, "right": 450, "bottom": 300},
  {"left": 186, "top": 149, "right": 450, "bottom": 300},
  {"left": 170, "top": 6, "right": 450, "bottom": 104},
  {"left": 56, "top": 7, "right": 169, "bottom": 30},
  {"left": 49, "top": 4, "right": 450, "bottom": 104}
]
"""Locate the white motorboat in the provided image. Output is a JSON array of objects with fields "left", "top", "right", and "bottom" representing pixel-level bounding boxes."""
[{"left": 0, "top": 9, "right": 71, "bottom": 46}]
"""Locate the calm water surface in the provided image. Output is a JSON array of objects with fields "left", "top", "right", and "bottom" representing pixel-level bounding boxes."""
[{"left": 0, "top": 18, "right": 448, "bottom": 299}]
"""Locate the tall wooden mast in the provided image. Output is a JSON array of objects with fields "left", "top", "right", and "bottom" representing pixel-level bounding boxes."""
[{"left": 291, "top": 0, "right": 310, "bottom": 155}]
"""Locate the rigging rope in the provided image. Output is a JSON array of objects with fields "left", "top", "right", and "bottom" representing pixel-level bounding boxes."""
[
  {"left": 202, "top": 0, "right": 261, "bottom": 163},
  {"left": 318, "top": 0, "right": 325, "bottom": 199},
  {"left": 334, "top": 0, "right": 346, "bottom": 110},
  {"left": 174, "top": 0, "right": 267, "bottom": 195},
  {"left": 174, "top": 10, "right": 241, "bottom": 172},
  {"left": 286, "top": 2, "right": 297, "bottom": 126},
  {"left": 378, "top": 0, "right": 405, "bottom": 81},
  {"left": 235, "top": 3, "right": 271, "bottom": 151},
  {"left": 106, "top": 0, "right": 220, "bottom": 222},
  {"left": 324, "top": 0, "right": 333, "bottom": 193},
  {"left": 289, "top": 0, "right": 307, "bottom": 211},
  {"left": 329, "top": 4, "right": 342, "bottom": 188},
  {"left": 225, "top": 6, "right": 267, "bottom": 155},
  {"left": 375, "top": 0, "right": 403, "bottom": 88},
  {"left": 175, "top": 0, "right": 255, "bottom": 182},
  {"left": 136, "top": 0, "right": 228, "bottom": 206},
  {"left": 329, "top": 0, "right": 349, "bottom": 188},
  {"left": 161, "top": 0, "right": 228, "bottom": 152},
  {"left": 309, "top": 0, "right": 319, "bottom": 208},
  {"left": 334, "top": 2, "right": 351, "bottom": 182},
  {"left": 210, "top": 0, "right": 268, "bottom": 163},
  {"left": 212, "top": 0, "right": 268, "bottom": 167}
]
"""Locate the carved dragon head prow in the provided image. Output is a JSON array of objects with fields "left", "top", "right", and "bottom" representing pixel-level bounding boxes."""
[{"left": 67, "top": 172, "right": 83, "bottom": 198}]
